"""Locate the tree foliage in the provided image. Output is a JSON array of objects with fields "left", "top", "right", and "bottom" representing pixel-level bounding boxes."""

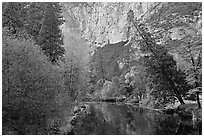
[
  {"left": 3, "top": 2, "right": 65, "bottom": 64},
  {"left": 144, "top": 2, "right": 202, "bottom": 107},
  {"left": 62, "top": 30, "right": 92, "bottom": 101},
  {"left": 125, "top": 65, "right": 148, "bottom": 100},
  {"left": 24, "top": 3, "right": 46, "bottom": 41},
  {"left": 127, "top": 10, "right": 190, "bottom": 106},
  {"left": 2, "top": 2, "right": 27, "bottom": 35},
  {"left": 38, "top": 3, "right": 65, "bottom": 64},
  {"left": 2, "top": 31, "right": 65, "bottom": 134}
]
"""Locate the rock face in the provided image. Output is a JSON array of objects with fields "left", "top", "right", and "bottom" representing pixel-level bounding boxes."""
[
  {"left": 90, "top": 40, "right": 129, "bottom": 81},
  {"left": 62, "top": 2, "right": 154, "bottom": 45},
  {"left": 62, "top": 2, "right": 201, "bottom": 46}
]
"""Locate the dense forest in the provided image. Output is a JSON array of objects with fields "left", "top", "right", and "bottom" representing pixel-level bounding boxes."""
[{"left": 2, "top": 2, "right": 202, "bottom": 135}]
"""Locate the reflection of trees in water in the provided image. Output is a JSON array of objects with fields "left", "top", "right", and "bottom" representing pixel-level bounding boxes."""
[
  {"left": 71, "top": 105, "right": 106, "bottom": 134},
  {"left": 153, "top": 113, "right": 201, "bottom": 135},
  {"left": 71, "top": 103, "right": 160, "bottom": 134},
  {"left": 118, "top": 106, "right": 158, "bottom": 134},
  {"left": 69, "top": 103, "right": 201, "bottom": 135}
]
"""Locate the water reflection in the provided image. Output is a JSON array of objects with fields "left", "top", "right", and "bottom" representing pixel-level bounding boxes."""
[{"left": 57, "top": 102, "right": 201, "bottom": 135}]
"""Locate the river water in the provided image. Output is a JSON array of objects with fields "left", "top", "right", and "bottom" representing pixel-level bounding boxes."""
[{"left": 51, "top": 102, "right": 201, "bottom": 135}]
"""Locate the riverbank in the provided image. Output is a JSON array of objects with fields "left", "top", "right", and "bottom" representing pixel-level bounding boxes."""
[
  {"left": 65, "top": 101, "right": 202, "bottom": 135},
  {"left": 52, "top": 96, "right": 202, "bottom": 135}
]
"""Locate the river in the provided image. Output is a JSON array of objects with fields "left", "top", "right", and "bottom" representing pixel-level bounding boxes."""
[{"left": 48, "top": 102, "right": 201, "bottom": 135}]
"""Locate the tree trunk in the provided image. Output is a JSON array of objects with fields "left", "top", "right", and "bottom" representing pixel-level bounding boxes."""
[
  {"left": 196, "top": 92, "right": 201, "bottom": 108},
  {"left": 171, "top": 84, "right": 185, "bottom": 105},
  {"left": 176, "top": 94, "right": 185, "bottom": 105}
]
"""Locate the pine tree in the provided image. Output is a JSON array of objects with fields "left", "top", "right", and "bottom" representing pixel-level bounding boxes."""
[
  {"left": 38, "top": 2, "right": 65, "bottom": 64},
  {"left": 24, "top": 2, "right": 46, "bottom": 42},
  {"left": 145, "top": 3, "right": 202, "bottom": 107},
  {"left": 127, "top": 10, "right": 190, "bottom": 105}
]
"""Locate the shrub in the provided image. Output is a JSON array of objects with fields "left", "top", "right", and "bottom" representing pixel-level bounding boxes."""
[{"left": 2, "top": 33, "right": 65, "bottom": 134}]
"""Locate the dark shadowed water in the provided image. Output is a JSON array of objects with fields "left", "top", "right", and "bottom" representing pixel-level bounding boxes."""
[{"left": 55, "top": 102, "right": 201, "bottom": 135}]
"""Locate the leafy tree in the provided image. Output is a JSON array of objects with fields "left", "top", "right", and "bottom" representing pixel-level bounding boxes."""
[
  {"left": 165, "top": 35, "right": 202, "bottom": 108},
  {"left": 129, "top": 65, "right": 148, "bottom": 101},
  {"left": 62, "top": 30, "right": 92, "bottom": 101},
  {"left": 38, "top": 2, "right": 65, "bottom": 64},
  {"left": 145, "top": 2, "right": 202, "bottom": 108},
  {"left": 3, "top": 2, "right": 45, "bottom": 41},
  {"left": 3, "top": 2, "right": 66, "bottom": 64},
  {"left": 64, "top": 53, "right": 80, "bottom": 100},
  {"left": 63, "top": 52, "right": 91, "bottom": 101},
  {"left": 2, "top": 30, "right": 65, "bottom": 134}
]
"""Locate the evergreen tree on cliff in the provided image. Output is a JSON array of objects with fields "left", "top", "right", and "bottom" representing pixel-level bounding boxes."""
[{"left": 38, "top": 2, "right": 65, "bottom": 64}]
